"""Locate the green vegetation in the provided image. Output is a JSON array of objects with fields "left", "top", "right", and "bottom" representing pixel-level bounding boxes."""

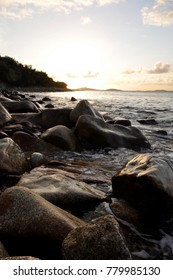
[{"left": 0, "top": 56, "right": 67, "bottom": 89}]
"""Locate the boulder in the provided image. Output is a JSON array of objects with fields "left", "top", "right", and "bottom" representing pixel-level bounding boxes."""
[
  {"left": 1, "top": 101, "right": 39, "bottom": 113},
  {"left": 11, "top": 112, "right": 42, "bottom": 127},
  {"left": 0, "top": 138, "right": 28, "bottom": 174},
  {"left": 137, "top": 119, "right": 158, "bottom": 125},
  {"left": 0, "top": 103, "right": 12, "bottom": 127},
  {"left": 42, "top": 108, "right": 72, "bottom": 129},
  {"left": 62, "top": 215, "right": 131, "bottom": 260},
  {"left": 112, "top": 154, "right": 173, "bottom": 221},
  {"left": 74, "top": 115, "right": 150, "bottom": 150},
  {"left": 114, "top": 119, "right": 131, "bottom": 126},
  {"left": 41, "top": 125, "right": 77, "bottom": 151},
  {"left": 70, "top": 99, "right": 103, "bottom": 123},
  {"left": 0, "top": 187, "right": 84, "bottom": 259},
  {"left": 110, "top": 200, "right": 143, "bottom": 230},
  {"left": 17, "top": 166, "right": 109, "bottom": 210},
  {"left": 29, "top": 152, "right": 48, "bottom": 168},
  {"left": 12, "top": 131, "right": 61, "bottom": 157}
]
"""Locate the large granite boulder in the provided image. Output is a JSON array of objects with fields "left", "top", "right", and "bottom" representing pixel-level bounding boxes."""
[
  {"left": 17, "top": 166, "right": 109, "bottom": 210},
  {"left": 12, "top": 131, "right": 61, "bottom": 157},
  {"left": 62, "top": 215, "right": 131, "bottom": 260},
  {"left": 41, "top": 125, "right": 77, "bottom": 151},
  {"left": 74, "top": 115, "right": 150, "bottom": 150},
  {"left": 70, "top": 99, "right": 103, "bottom": 123},
  {"left": 0, "top": 187, "right": 84, "bottom": 259},
  {"left": 112, "top": 154, "right": 173, "bottom": 220},
  {"left": 0, "top": 137, "right": 28, "bottom": 174},
  {"left": 0, "top": 103, "right": 12, "bottom": 127},
  {"left": 41, "top": 108, "right": 72, "bottom": 129},
  {"left": 1, "top": 101, "right": 39, "bottom": 113}
]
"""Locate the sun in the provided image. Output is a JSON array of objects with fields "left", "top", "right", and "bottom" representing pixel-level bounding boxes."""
[{"left": 45, "top": 39, "right": 107, "bottom": 89}]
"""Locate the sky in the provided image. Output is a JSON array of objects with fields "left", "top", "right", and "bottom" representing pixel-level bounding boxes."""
[{"left": 0, "top": 0, "right": 173, "bottom": 91}]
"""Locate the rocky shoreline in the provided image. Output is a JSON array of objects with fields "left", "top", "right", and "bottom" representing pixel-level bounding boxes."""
[{"left": 0, "top": 89, "right": 173, "bottom": 260}]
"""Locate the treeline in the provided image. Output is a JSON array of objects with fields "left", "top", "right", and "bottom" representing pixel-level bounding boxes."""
[{"left": 0, "top": 56, "right": 67, "bottom": 89}]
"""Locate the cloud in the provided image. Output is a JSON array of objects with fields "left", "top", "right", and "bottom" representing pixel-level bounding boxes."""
[
  {"left": 123, "top": 70, "right": 139, "bottom": 75},
  {"left": 66, "top": 73, "right": 78, "bottom": 78},
  {"left": 83, "top": 71, "right": 99, "bottom": 78},
  {"left": 123, "top": 62, "right": 173, "bottom": 75},
  {"left": 66, "top": 71, "right": 99, "bottom": 79},
  {"left": 147, "top": 62, "right": 172, "bottom": 74},
  {"left": 0, "top": 0, "right": 125, "bottom": 19},
  {"left": 142, "top": 0, "right": 173, "bottom": 26},
  {"left": 81, "top": 16, "right": 92, "bottom": 25},
  {"left": 123, "top": 68, "right": 142, "bottom": 75}
]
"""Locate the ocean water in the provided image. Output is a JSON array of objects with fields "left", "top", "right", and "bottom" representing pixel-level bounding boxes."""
[
  {"left": 33, "top": 90, "right": 173, "bottom": 156},
  {"left": 29, "top": 90, "right": 173, "bottom": 259}
]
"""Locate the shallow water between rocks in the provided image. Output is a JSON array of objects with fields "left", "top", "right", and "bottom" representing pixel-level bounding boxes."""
[{"left": 27, "top": 90, "right": 173, "bottom": 259}]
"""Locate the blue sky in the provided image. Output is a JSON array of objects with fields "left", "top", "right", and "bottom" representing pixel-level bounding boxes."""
[{"left": 0, "top": 0, "right": 173, "bottom": 90}]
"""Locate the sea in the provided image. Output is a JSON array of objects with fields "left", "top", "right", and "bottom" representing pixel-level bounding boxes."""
[
  {"left": 33, "top": 90, "right": 173, "bottom": 157},
  {"left": 28, "top": 90, "right": 173, "bottom": 259}
]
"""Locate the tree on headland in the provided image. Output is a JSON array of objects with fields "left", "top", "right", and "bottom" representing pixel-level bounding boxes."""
[{"left": 0, "top": 56, "right": 67, "bottom": 89}]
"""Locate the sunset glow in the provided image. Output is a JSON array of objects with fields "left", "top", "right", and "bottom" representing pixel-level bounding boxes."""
[{"left": 0, "top": 0, "right": 173, "bottom": 90}]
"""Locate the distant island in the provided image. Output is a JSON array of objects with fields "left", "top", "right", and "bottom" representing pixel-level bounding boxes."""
[{"left": 0, "top": 56, "right": 68, "bottom": 91}]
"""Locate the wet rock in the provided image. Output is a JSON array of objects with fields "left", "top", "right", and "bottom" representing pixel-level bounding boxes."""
[
  {"left": 17, "top": 166, "right": 109, "bottom": 210},
  {"left": 112, "top": 154, "right": 173, "bottom": 221},
  {"left": 70, "top": 99, "right": 104, "bottom": 123},
  {"left": 156, "top": 130, "right": 167, "bottom": 136},
  {"left": 42, "top": 108, "right": 72, "bottom": 129},
  {"left": 30, "top": 152, "right": 48, "bottom": 168},
  {"left": 0, "top": 103, "right": 12, "bottom": 127},
  {"left": 0, "top": 138, "right": 28, "bottom": 174},
  {"left": 0, "top": 96, "right": 12, "bottom": 101},
  {"left": 12, "top": 112, "right": 42, "bottom": 127},
  {"left": 114, "top": 119, "right": 131, "bottom": 126},
  {"left": 12, "top": 131, "right": 61, "bottom": 157},
  {"left": 110, "top": 200, "right": 143, "bottom": 230},
  {"left": 71, "top": 97, "right": 77, "bottom": 102},
  {"left": 75, "top": 115, "right": 150, "bottom": 150},
  {"left": 44, "top": 103, "right": 54, "bottom": 108},
  {"left": 42, "top": 96, "right": 51, "bottom": 102},
  {"left": 0, "top": 174, "right": 20, "bottom": 188},
  {"left": 62, "top": 215, "right": 131, "bottom": 260},
  {"left": 0, "top": 187, "right": 84, "bottom": 259},
  {"left": 137, "top": 119, "right": 158, "bottom": 125},
  {"left": 0, "top": 241, "right": 9, "bottom": 258},
  {"left": 41, "top": 125, "right": 77, "bottom": 151},
  {"left": 1, "top": 101, "right": 40, "bottom": 113},
  {"left": 3, "top": 123, "right": 34, "bottom": 137},
  {"left": 0, "top": 131, "right": 8, "bottom": 139}
]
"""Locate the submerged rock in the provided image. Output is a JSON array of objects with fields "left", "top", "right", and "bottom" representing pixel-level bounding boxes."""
[
  {"left": 41, "top": 125, "right": 77, "bottom": 151},
  {"left": 112, "top": 154, "right": 173, "bottom": 221},
  {"left": 62, "top": 215, "right": 131, "bottom": 260},
  {"left": 75, "top": 115, "right": 150, "bottom": 150},
  {"left": 17, "top": 166, "right": 109, "bottom": 210},
  {"left": 0, "top": 137, "right": 28, "bottom": 174},
  {"left": 137, "top": 119, "right": 158, "bottom": 125}
]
